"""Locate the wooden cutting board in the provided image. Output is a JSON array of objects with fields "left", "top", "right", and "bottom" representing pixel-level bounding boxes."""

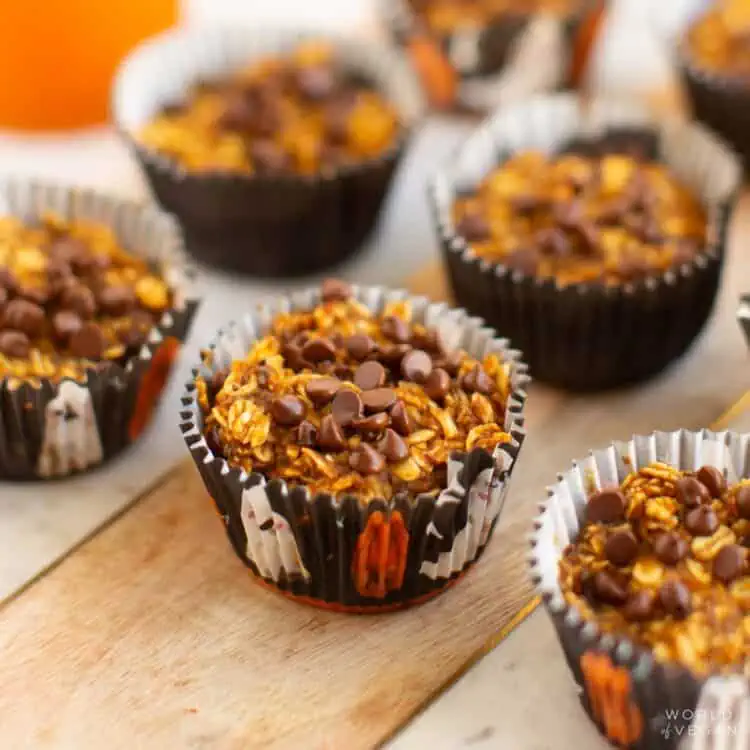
[{"left": 1, "top": 193, "right": 750, "bottom": 750}]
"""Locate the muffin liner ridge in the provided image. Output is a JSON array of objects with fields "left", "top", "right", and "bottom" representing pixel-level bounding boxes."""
[
  {"left": 113, "top": 27, "right": 425, "bottom": 278},
  {"left": 429, "top": 95, "right": 741, "bottom": 391},
  {"left": 529, "top": 429, "right": 750, "bottom": 749},
  {"left": 0, "top": 179, "right": 200, "bottom": 480},
  {"left": 179, "top": 284, "right": 529, "bottom": 611}
]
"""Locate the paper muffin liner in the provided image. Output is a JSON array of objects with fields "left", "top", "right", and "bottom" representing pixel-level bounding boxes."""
[
  {"left": 380, "top": 0, "right": 602, "bottom": 113},
  {"left": 429, "top": 94, "right": 741, "bottom": 392},
  {"left": 0, "top": 178, "right": 200, "bottom": 481},
  {"left": 529, "top": 429, "right": 750, "bottom": 749},
  {"left": 112, "top": 28, "right": 425, "bottom": 278},
  {"left": 179, "top": 284, "right": 528, "bottom": 612}
]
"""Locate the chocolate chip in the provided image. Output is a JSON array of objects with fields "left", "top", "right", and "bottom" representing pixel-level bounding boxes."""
[
  {"left": 207, "top": 368, "right": 228, "bottom": 404},
  {"left": 390, "top": 400, "right": 413, "bottom": 436},
  {"left": 510, "top": 194, "right": 544, "bottom": 215},
  {"left": 305, "top": 377, "right": 341, "bottom": 407},
  {"left": 552, "top": 200, "right": 583, "bottom": 229},
  {"left": 2, "top": 298, "right": 45, "bottom": 337},
  {"left": 354, "top": 361, "right": 386, "bottom": 390},
  {"left": 345, "top": 334, "right": 377, "bottom": 361},
  {"left": 503, "top": 248, "right": 539, "bottom": 274},
  {"left": 0, "top": 268, "right": 18, "bottom": 293},
  {"left": 331, "top": 389, "right": 363, "bottom": 426},
  {"left": 17, "top": 286, "right": 49, "bottom": 306},
  {"left": 0, "top": 287, "right": 6, "bottom": 306},
  {"left": 60, "top": 284, "right": 96, "bottom": 319},
  {"left": 456, "top": 212, "right": 490, "bottom": 242},
  {"left": 296, "top": 65, "right": 337, "bottom": 102},
  {"left": 435, "top": 350, "right": 463, "bottom": 377},
  {"left": 653, "top": 531, "right": 689, "bottom": 566},
  {"left": 623, "top": 591, "right": 655, "bottom": 622},
  {"left": 604, "top": 529, "right": 639, "bottom": 566},
  {"left": 593, "top": 571, "right": 628, "bottom": 605},
  {"left": 378, "top": 343, "right": 410, "bottom": 367},
  {"left": 0, "top": 330, "right": 29, "bottom": 358},
  {"left": 72, "top": 251, "right": 109, "bottom": 276},
  {"left": 51, "top": 310, "right": 83, "bottom": 343},
  {"left": 249, "top": 140, "right": 290, "bottom": 174},
  {"left": 379, "top": 428, "right": 409, "bottom": 462},
  {"left": 271, "top": 395, "right": 305, "bottom": 427},
  {"left": 696, "top": 465, "right": 726, "bottom": 498},
  {"left": 736, "top": 486, "right": 750, "bottom": 520},
  {"left": 49, "top": 235, "right": 88, "bottom": 265},
  {"left": 410, "top": 328, "right": 440, "bottom": 353},
  {"left": 714, "top": 544, "right": 746, "bottom": 584},
  {"left": 98, "top": 285, "right": 135, "bottom": 317},
  {"left": 675, "top": 477, "right": 710, "bottom": 508},
  {"left": 317, "top": 414, "right": 346, "bottom": 452},
  {"left": 460, "top": 365, "right": 493, "bottom": 395},
  {"left": 361, "top": 387, "right": 396, "bottom": 414},
  {"left": 424, "top": 368, "right": 451, "bottom": 402},
  {"left": 401, "top": 349, "right": 433, "bottom": 384},
  {"left": 68, "top": 322, "right": 105, "bottom": 360},
  {"left": 659, "top": 580, "right": 692, "bottom": 620},
  {"left": 685, "top": 505, "right": 719, "bottom": 536},
  {"left": 381, "top": 316, "right": 410, "bottom": 344},
  {"left": 296, "top": 420, "right": 317, "bottom": 447},
  {"left": 352, "top": 412, "right": 389, "bottom": 433},
  {"left": 302, "top": 337, "right": 337, "bottom": 363},
  {"left": 217, "top": 91, "right": 257, "bottom": 131},
  {"left": 586, "top": 488, "right": 626, "bottom": 524},
  {"left": 321, "top": 278, "right": 352, "bottom": 302},
  {"left": 349, "top": 444, "right": 385, "bottom": 475},
  {"left": 616, "top": 254, "right": 651, "bottom": 281},
  {"left": 324, "top": 99, "right": 352, "bottom": 144},
  {"left": 282, "top": 343, "right": 307, "bottom": 371},
  {"left": 536, "top": 227, "right": 570, "bottom": 257}
]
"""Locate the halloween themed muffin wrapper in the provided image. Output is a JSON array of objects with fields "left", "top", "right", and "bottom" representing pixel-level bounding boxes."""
[
  {"left": 380, "top": 0, "right": 601, "bottom": 113},
  {"left": 429, "top": 94, "right": 741, "bottom": 392},
  {"left": 113, "top": 28, "right": 425, "bottom": 278},
  {"left": 179, "top": 284, "right": 529, "bottom": 611},
  {"left": 529, "top": 429, "right": 750, "bottom": 749},
  {"left": 0, "top": 179, "right": 200, "bottom": 480}
]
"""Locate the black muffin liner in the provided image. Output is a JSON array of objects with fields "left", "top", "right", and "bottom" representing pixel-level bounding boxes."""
[
  {"left": 179, "top": 284, "right": 528, "bottom": 612},
  {"left": 530, "top": 429, "right": 750, "bottom": 749},
  {"left": 0, "top": 179, "right": 200, "bottom": 480},
  {"left": 429, "top": 95, "right": 741, "bottom": 392},
  {"left": 113, "top": 28, "right": 424, "bottom": 278},
  {"left": 381, "top": 0, "right": 601, "bottom": 113}
]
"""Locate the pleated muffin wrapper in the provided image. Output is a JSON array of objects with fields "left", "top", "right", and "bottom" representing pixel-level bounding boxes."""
[
  {"left": 113, "top": 27, "right": 425, "bottom": 278},
  {"left": 379, "top": 0, "right": 601, "bottom": 113},
  {"left": 430, "top": 94, "right": 742, "bottom": 392},
  {"left": 530, "top": 429, "right": 750, "bottom": 750},
  {"left": 179, "top": 285, "right": 528, "bottom": 612},
  {"left": 0, "top": 179, "right": 200, "bottom": 481}
]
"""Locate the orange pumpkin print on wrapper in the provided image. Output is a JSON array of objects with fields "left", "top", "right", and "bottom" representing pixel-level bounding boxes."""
[
  {"left": 406, "top": 34, "right": 458, "bottom": 110},
  {"left": 352, "top": 510, "right": 409, "bottom": 598},
  {"left": 581, "top": 652, "right": 643, "bottom": 747},
  {"left": 128, "top": 336, "right": 180, "bottom": 440}
]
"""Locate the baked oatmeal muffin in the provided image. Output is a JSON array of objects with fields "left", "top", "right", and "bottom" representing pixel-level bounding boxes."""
[
  {"left": 114, "top": 29, "right": 423, "bottom": 277},
  {"left": 181, "top": 279, "right": 528, "bottom": 611},
  {"left": 382, "top": 0, "right": 602, "bottom": 112},
  {"left": 531, "top": 430, "right": 750, "bottom": 749},
  {"left": 430, "top": 95, "right": 740, "bottom": 391},
  {"left": 681, "top": 0, "right": 750, "bottom": 170},
  {"left": 0, "top": 179, "right": 198, "bottom": 480}
]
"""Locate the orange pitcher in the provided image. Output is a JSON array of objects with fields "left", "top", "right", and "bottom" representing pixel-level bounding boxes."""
[{"left": 0, "top": 0, "right": 177, "bottom": 131}]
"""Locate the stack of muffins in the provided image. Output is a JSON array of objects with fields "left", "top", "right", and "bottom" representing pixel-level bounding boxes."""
[{"left": 4, "top": 2, "right": 750, "bottom": 747}]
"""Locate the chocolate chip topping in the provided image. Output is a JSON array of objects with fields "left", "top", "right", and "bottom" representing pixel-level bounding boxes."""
[
  {"left": 305, "top": 377, "right": 341, "bottom": 407},
  {"left": 349, "top": 444, "right": 385, "bottom": 475},
  {"left": 381, "top": 316, "right": 410, "bottom": 344},
  {"left": 68, "top": 322, "right": 105, "bottom": 360},
  {"left": 623, "top": 591, "right": 655, "bottom": 622},
  {"left": 3, "top": 298, "right": 45, "bottom": 337},
  {"left": 51, "top": 310, "right": 83, "bottom": 343},
  {"left": 460, "top": 365, "right": 493, "bottom": 395},
  {"left": 271, "top": 395, "right": 305, "bottom": 426},
  {"left": 353, "top": 361, "right": 385, "bottom": 391},
  {"left": 424, "top": 368, "right": 451, "bottom": 402},
  {"left": 361, "top": 388, "right": 396, "bottom": 414},
  {"left": 296, "top": 65, "right": 337, "bottom": 102},
  {"left": 321, "top": 278, "right": 352, "bottom": 302},
  {"left": 302, "top": 337, "right": 336, "bottom": 363},
  {"left": 390, "top": 400, "right": 413, "bottom": 436},
  {"left": 401, "top": 349, "right": 433, "bottom": 384},
  {"left": 98, "top": 285, "right": 136, "bottom": 317},
  {"left": 593, "top": 571, "right": 628, "bottom": 605},
  {"left": 317, "top": 414, "right": 346, "bottom": 452},
  {"left": 379, "top": 428, "right": 409, "bottom": 463},
  {"left": 331, "top": 389, "right": 363, "bottom": 426},
  {"left": 685, "top": 505, "right": 719, "bottom": 537},
  {"left": 0, "top": 330, "right": 30, "bottom": 358},
  {"left": 296, "top": 420, "right": 317, "bottom": 447},
  {"left": 653, "top": 531, "right": 689, "bottom": 566},
  {"left": 586, "top": 489, "right": 626, "bottom": 525},
  {"left": 736, "top": 486, "right": 750, "bottom": 520},
  {"left": 696, "top": 465, "right": 726, "bottom": 498},
  {"left": 714, "top": 544, "right": 746, "bottom": 584},
  {"left": 675, "top": 477, "right": 711, "bottom": 508},
  {"left": 604, "top": 529, "right": 639, "bottom": 567},
  {"left": 346, "top": 334, "right": 376, "bottom": 361},
  {"left": 59, "top": 284, "right": 97, "bottom": 319},
  {"left": 352, "top": 412, "right": 389, "bottom": 433},
  {"left": 659, "top": 580, "right": 692, "bottom": 620},
  {"left": 456, "top": 212, "right": 491, "bottom": 242}
]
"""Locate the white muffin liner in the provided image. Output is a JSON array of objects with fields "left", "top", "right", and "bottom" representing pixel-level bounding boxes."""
[
  {"left": 180, "top": 284, "right": 528, "bottom": 611},
  {"left": 530, "top": 429, "right": 750, "bottom": 748}
]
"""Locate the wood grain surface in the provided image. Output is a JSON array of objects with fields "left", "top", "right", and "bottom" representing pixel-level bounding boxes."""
[{"left": 1, "top": 193, "right": 750, "bottom": 750}]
